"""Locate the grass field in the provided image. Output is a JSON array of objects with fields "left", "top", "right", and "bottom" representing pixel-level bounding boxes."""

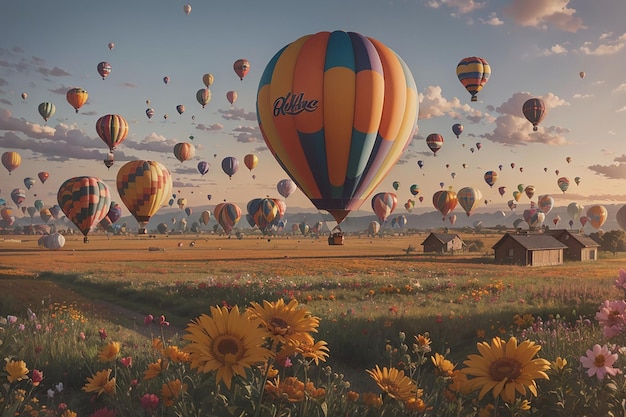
[{"left": 1, "top": 232, "right": 625, "bottom": 416}]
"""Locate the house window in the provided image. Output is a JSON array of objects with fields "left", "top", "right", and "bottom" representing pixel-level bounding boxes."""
[{"left": 507, "top": 248, "right": 514, "bottom": 257}]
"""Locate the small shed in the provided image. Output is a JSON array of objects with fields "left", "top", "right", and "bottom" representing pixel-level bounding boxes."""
[
  {"left": 492, "top": 233, "right": 567, "bottom": 266},
  {"left": 421, "top": 233, "right": 465, "bottom": 253},
  {"left": 545, "top": 229, "right": 599, "bottom": 261}
]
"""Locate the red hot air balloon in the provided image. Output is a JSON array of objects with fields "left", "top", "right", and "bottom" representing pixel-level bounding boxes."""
[
  {"left": 522, "top": 98, "right": 546, "bottom": 131},
  {"left": 38, "top": 171, "right": 49, "bottom": 183},
  {"left": 456, "top": 57, "right": 491, "bottom": 102},
  {"left": 426, "top": 134, "right": 443, "bottom": 156},
  {"left": 432, "top": 188, "right": 458, "bottom": 221},
  {"left": 95, "top": 114, "right": 129, "bottom": 152},
  {"left": 97, "top": 62, "right": 112, "bottom": 80},
  {"left": 233, "top": 59, "right": 250, "bottom": 80},
  {"left": 257, "top": 31, "right": 417, "bottom": 225}
]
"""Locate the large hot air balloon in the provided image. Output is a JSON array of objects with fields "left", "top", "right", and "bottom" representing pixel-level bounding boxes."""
[
  {"left": 456, "top": 57, "right": 490, "bottom": 102},
  {"left": 226, "top": 91, "right": 238, "bottom": 106},
  {"left": 371, "top": 192, "right": 397, "bottom": 223},
  {"left": 66, "top": 88, "right": 88, "bottom": 113},
  {"left": 214, "top": 202, "right": 241, "bottom": 234},
  {"left": 57, "top": 177, "right": 111, "bottom": 243},
  {"left": 173, "top": 142, "right": 195, "bottom": 163},
  {"left": 432, "top": 188, "right": 458, "bottom": 221},
  {"left": 277, "top": 179, "right": 297, "bottom": 198},
  {"left": 97, "top": 62, "right": 112, "bottom": 80},
  {"left": 244, "top": 154, "right": 259, "bottom": 171},
  {"left": 233, "top": 59, "right": 250, "bottom": 80},
  {"left": 522, "top": 98, "right": 546, "bottom": 131},
  {"left": 2, "top": 152, "right": 21, "bottom": 175},
  {"left": 197, "top": 160, "right": 210, "bottom": 176},
  {"left": 587, "top": 205, "right": 607, "bottom": 229},
  {"left": 95, "top": 114, "right": 129, "bottom": 152},
  {"left": 257, "top": 31, "right": 417, "bottom": 226},
  {"left": 221, "top": 157, "right": 239, "bottom": 179},
  {"left": 196, "top": 88, "right": 211, "bottom": 108},
  {"left": 247, "top": 198, "right": 279, "bottom": 232},
  {"left": 116, "top": 160, "right": 173, "bottom": 234},
  {"left": 202, "top": 73, "right": 214, "bottom": 88},
  {"left": 38, "top": 102, "right": 55, "bottom": 122},
  {"left": 557, "top": 177, "right": 570, "bottom": 193},
  {"left": 483, "top": 171, "right": 497, "bottom": 188},
  {"left": 426, "top": 134, "right": 443, "bottom": 156},
  {"left": 452, "top": 123, "right": 463, "bottom": 138},
  {"left": 457, "top": 187, "right": 482, "bottom": 216}
]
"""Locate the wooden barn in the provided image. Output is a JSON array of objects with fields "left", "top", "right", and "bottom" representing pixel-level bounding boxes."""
[
  {"left": 421, "top": 233, "right": 465, "bottom": 253},
  {"left": 545, "top": 229, "right": 600, "bottom": 261},
  {"left": 492, "top": 233, "right": 567, "bottom": 266}
]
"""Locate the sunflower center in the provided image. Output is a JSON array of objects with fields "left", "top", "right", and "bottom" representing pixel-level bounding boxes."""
[
  {"left": 594, "top": 354, "right": 606, "bottom": 367},
  {"left": 270, "top": 317, "right": 291, "bottom": 335},
  {"left": 489, "top": 357, "right": 522, "bottom": 381},
  {"left": 214, "top": 335, "right": 243, "bottom": 363}
]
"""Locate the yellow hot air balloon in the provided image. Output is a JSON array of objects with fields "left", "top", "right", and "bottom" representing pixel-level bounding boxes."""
[
  {"left": 66, "top": 88, "right": 88, "bottom": 113},
  {"left": 243, "top": 154, "right": 259, "bottom": 171},
  {"left": 1, "top": 151, "right": 21, "bottom": 175},
  {"left": 202, "top": 73, "right": 214, "bottom": 88},
  {"left": 116, "top": 160, "right": 173, "bottom": 234}
]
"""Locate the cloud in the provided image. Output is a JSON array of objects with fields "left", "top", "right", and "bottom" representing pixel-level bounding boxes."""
[
  {"left": 233, "top": 125, "right": 258, "bottom": 134},
  {"left": 579, "top": 33, "right": 626, "bottom": 55},
  {"left": 219, "top": 107, "right": 256, "bottom": 121},
  {"left": 36, "top": 66, "right": 71, "bottom": 77},
  {"left": 424, "top": 0, "right": 486, "bottom": 14},
  {"left": 588, "top": 160, "right": 626, "bottom": 180},
  {"left": 418, "top": 86, "right": 474, "bottom": 119},
  {"left": 234, "top": 132, "right": 262, "bottom": 143},
  {"left": 503, "top": 0, "right": 586, "bottom": 32},
  {"left": 541, "top": 43, "right": 568, "bottom": 55},
  {"left": 120, "top": 82, "right": 136, "bottom": 88},
  {"left": 123, "top": 132, "right": 177, "bottom": 153},
  {"left": 481, "top": 92, "right": 569, "bottom": 146},
  {"left": 572, "top": 93, "right": 593, "bottom": 99},
  {"left": 613, "top": 84, "right": 626, "bottom": 93},
  {"left": 479, "top": 12, "right": 503, "bottom": 26},
  {"left": 617, "top": 106, "right": 626, "bottom": 113},
  {"left": 195, "top": 123, "right": 223, "bottom": 131}
]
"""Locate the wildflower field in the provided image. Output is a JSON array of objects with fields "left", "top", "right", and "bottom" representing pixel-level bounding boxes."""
[{"left": 1, "top": 233, "right": 626, "bottom": 416}]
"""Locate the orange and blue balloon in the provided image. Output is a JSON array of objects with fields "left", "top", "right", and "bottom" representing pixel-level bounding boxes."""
[
  {"left": 57, "top": 177, "right": 111, "bottom": 242},
  {"left": 456, "top": 57, "right": 490, "bottom": 102}
]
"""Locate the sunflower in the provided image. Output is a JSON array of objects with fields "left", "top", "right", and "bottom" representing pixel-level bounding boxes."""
[
  {"left": 461, "top": 336, "right": 550, "bottom": 404},
  {"left": 431, "top": 352, "right": 455, "bottom": 377},
  {"left": 366, "top": 365, "right": 419, "bottom": 401},
  {"left": 264, "top": 376, "right": 305, "bottom": 403},
  {"left": 98, "top": 341, "right": 121, "bottom": 362},
  {"left": 5, "top": 360, "right": 28, "bottom": 383},
  {"left": 82, "top": 369, "right": 115, "bottom": 396},
  {"left": 296, "top": 339, "right": 330, "bottom": 365},
  {"left": 182, "top": 305, "right": 273, "bottom": 389},
  {"left": 248, "top": 299, "right": 319, "bottom": 348},
  {"left": 144, "top": 358, "right": 168, "bottom": 380}
]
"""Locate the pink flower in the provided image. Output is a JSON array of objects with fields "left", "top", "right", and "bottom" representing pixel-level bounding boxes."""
[
  {"left": 144, "top": 314, "right": 154, "bottom": 326},
  {"left": 595, "top": 300, "right": 626, "bottom": 338},
  {"left": 158, "top": 315, "right": 169, "bottom": 327},
  {"left": 120, "top": 357, "right": 132, "bottom": 368},
  {"left": 98, "top": 328, "right": 108, "bottom": 340},
  {"left": 580, "top": 344, "right": 621, "bottom": 380},
  {"left": 140, "top": 393, "right": 160, "bottom": 410},
  {"left": 615, "top": 269, "right": 626, "bottom": 293}
]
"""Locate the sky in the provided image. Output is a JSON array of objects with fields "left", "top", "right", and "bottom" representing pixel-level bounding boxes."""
[{"left": 1, "top": 0, "right": 626, "bottom": 228}]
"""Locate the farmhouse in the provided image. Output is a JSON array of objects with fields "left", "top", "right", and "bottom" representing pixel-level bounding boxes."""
[
  {"left": 492, "top": 233, "right": 567, "bottom": 266},
  {"left": 421, "top": 233, "right": 465, "bottom": 253},
  {"left": 545, "top": 229, "right": 600, "bottom": 261}
]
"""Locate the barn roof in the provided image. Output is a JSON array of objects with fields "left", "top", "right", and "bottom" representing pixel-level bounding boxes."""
[
  {"left": 421, "top": 233, "right": 462, "bottom": 245},
  {"left": 492, "top": 233, "right": 568, "bottom": 250},
  {"left": 545, "top": 229, "right": 600, "bottom": 247}
]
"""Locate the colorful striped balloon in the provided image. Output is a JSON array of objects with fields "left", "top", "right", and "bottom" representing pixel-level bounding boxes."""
[
  {"left": 57, "top": 176, "right": 111, "bottom": 242},
  {"left": 116, "top": 160, "right": 172, "bottom": 234},
  {"left": 214, "top": 202, "right": 241, "bottom": 234},
  {"left": 257, "top": 31, "right": 418, "bottom": 224},
  {"left": 371, "top": 192, "right": 397, "bottom": 223},
  {"left": 457, "top": 186, "right": 482, "bottom": 217},
  {"left": 2, "top": 151, "right": 21, "bottom": 175},
  {"left": 456, "top": 57, "right": 491, "bottom": 102},
  {"left": 483, "top": 171, "right": 498, "bottom": 188},
  {"left": 432, "top": 189, "right": 458, "bottom": 220},
  {"left": 95, "top": 114, "right": 129, "bottom": 151}
]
